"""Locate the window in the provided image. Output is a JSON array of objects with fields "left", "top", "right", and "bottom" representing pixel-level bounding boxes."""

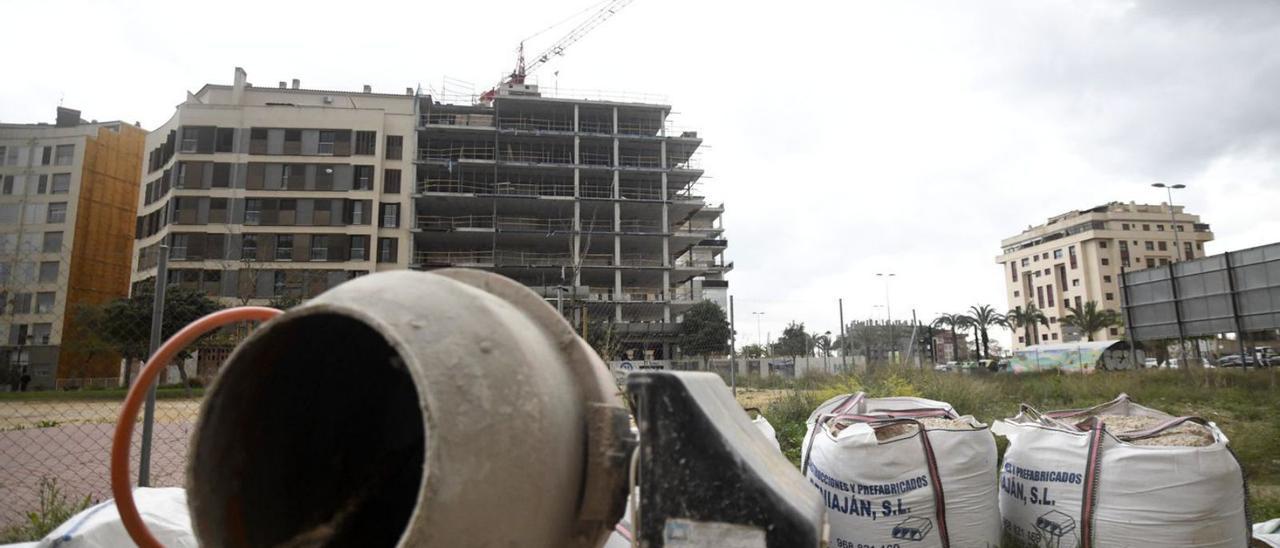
[
  {"left": 170, "top": 234, "right": 189, "bottom": 259},
  {"left": 355, "top": 131, "right": 377, "bottom": 155},
  {"left": 1020, "top": 258, "right": 1028, "bottom": 266},
  {"left": 1018, "top": 336, "right": 1024, "bottom": 343},
  {"left": 31, "top": 323, "right": 52, "bottom": 344},
  {"left": 350, "top": 236, "right": 368, "bottom": 260},
  {"left": 1184, "top": 242, "right": 1193, "bottom": 260},
  {"left": 1014, "top": 290, "right": 1020, "bottom": 297},
  {"left": 1141, "top": 224, "right": 1150, "bottom": 231},
  {"left": 380, "top": 203, "right": 400, "bottom": 228},
  {"left": 216, "top": 128, "right": 235, "bottom": 153},
  {"left": 284, "top": 129, "right": 302, "bottom": 155},
  {"left": 311, "top": 235, "right": 329, "bottom": 261},
  {"left": 1156, "top": 224, "right": 1164, "bottom": 232},
  {"left": 1052, "top": 249, "right": 1063, "bottom": 259},
  {"left": 1074, "top": 296, "right": 1082, "bottom": 310},
  {"left": 377, "top": 237, "right": 397, "bottom": 263},
  {"left": 1071, "top": 279, "right": 1079, "bottom": 287},
  {"left": 1046, "top": 284, "right": 1055, "bottom": 306},
  {"left": 245, "top": 199, "right": 262, "bottom": 225},
  {"left": 275, "top": 235, "right": 294, "bottom": 261},
  {"left": 38, "top": 261, "right": 59, "bottom": 282},
  {"left": 1036, "top": 286, "right": 1045, "bottom": 308},
  {"left": 1158, "top": 258, "right": 1169, "bottom": 266},
  {"left": 1101, "top": 258, "right": 1110, "bottom": 266},
  {"left": 1109, "top": 327, "right": 1119, "bottom": 335},
  {"left": 36, "top": 175, "right": 47, "bottom": 194},
  {"left": 54, "top": 145, "right": 74, "bottom": 166},
  {"left": 22, "top": 203, "right": 45, "bottom": 224},
  {"left": 41, "top": 146, "right": 53, "bottom": 165},
  {"left": 1157, "top": 241, "right": 1167, "bottom": 251},
  {"left": 1099, "top": 241, "right": 1108, "bottom": 248},
  {"left": 318, "top": 131, "right": 336, "bottom": 155},
  {"left": 1068, "top": 245, "right": 1078, "bottom": 269},
  {"left": 209, "top": 198, "right": 228, "bottom": 223},
  {"left": 2, "top": 176, "right": 13, "bottom": 195},
  {"left": 1142, "top": 241, "right": 1153, "bottom": 251},
  {"left": 385, "top": 135, "right": 403, "bottom": 160},
  {"left": 42, "top": 232, "right": 62, "bottom": 253},
  {"left": 12, "top": 293, "right": 32, "bottom": 313},
  {"left": 384, "top": 169, "right": 401, "bottom": 193},
  {"left": 1103, "top": 275, "right": 1112, "bottom": 283},
  {"left": 46, "top": 203, "right": 67, "bottom": 224},
  {"left": 1051, "top": 333, "right": 1058, "bottom": 340},
  {"left": 354, "top": 166, "right": 374, "bottom": 190},
  {"left": 1105, "top": 292, "right": 1115, "bottom": 300},
  {"left": 242, "top": 234, "right": 258, "bottom": 259},
  {"left": 1121, "top": 223, "right": 1130, "bottom": 230},
  {"left": 0, "top": 147, "right": 5, "bottom": 165},
  {"left": 1042, "top": 334, "right": 1048, "bottom": 341},
  {"left": 349, "top": 201, "right": 366, "bottom": 224},
  {"left": 1175, "top": 224, "right": 1184, "bottom": 232},
  {"left": 35, "top": 292, "right": 55, "bottom": 314},
  {"left": 1146, "top": 257, "right": 1155, "bottom": 268},
  {"left": 1119, "top": 241, "right": 1130, "bottom": 267},
  {"left": 1049, "top": 317, "right": 1057, "bottom": 324},
  {"left": 250, "top": 128, "right": 269, "bottom": 154},
  {"left": 1010, "top": 262, "right": 1018, "bottom": 282},
  {"left": 212, "top": 163, "right": 231, "bottom": 188},
  {"left": 181, "top": 128, "right": 200, "bottom": 152},
  {"left": 51, "top": 173, "right": 71, "bottom": 194},
  {"left": 1043, "top": 268, "right": 1050, "bottom": 275}
]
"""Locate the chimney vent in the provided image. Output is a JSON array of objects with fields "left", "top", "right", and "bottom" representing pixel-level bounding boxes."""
[
  {"left": 406, "top": 87, "right": 414, "bottom": 96},
  {"left": 362, "top": 85, "right": 372, "bottom": 93},
  {"left": 278, "top": 81, "right": 287, "bottom": 89},
  {"left": 291, "top": 79, "right": 300, "bottom": 89}
]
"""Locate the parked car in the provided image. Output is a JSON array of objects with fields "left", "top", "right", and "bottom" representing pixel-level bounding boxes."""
[
  {"left": 934, "top": 361, "right": 958, "bottom": 372},
  {"left": 1143, "top": 357, "right": 1159, "bottom": 368},
  {"left": 1216, "top": 354, "right": 1260, "bottom": 367},
  {"left": 1166, "top": 358, "right": 1213, "bottom": 369}
]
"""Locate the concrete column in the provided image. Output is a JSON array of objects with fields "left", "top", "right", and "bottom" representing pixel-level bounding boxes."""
[
  {"left": 572, "top": 168, "right": 581, "bottom": 284},
  {"left": 615, "top": 269, "right": 623, "bottom": 321},
  {"left": 612, "top": 107, "right": 618, "bottom": 134},
  {"left": 573, "top": 104, "right": 579, "bottom": 132}
]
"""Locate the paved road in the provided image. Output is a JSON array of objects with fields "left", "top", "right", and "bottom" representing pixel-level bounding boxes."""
[{"left": 0, "top": 400, "right": 198, "bottom": 528}]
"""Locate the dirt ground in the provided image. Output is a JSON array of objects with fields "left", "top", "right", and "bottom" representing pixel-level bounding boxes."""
[
  {"left": 0, "top": 399, "right": 199, "bottom": 528},
  {"left": 734, "top": 388, "right": 790, "bottom": 410}
]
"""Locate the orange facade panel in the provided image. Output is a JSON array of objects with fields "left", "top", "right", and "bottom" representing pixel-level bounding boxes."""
[{"left": 57, "top": 125, "right": 145, "bottom": 380}]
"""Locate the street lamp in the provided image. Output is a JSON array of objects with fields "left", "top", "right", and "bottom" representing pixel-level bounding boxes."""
[
  {"left": 1152, "top": 183, "right": 1187, "bottom": 262},
  {"left": 876, "top": 273, "right": 895, "bottom": 362}
]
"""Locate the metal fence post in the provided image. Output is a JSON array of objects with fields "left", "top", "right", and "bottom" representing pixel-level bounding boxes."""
[
  {"left": 139, "top": 245, "right": 169, "bottom": 487},
  {"left": 728, "top": 295, "right": 737, "bottom": 396}
]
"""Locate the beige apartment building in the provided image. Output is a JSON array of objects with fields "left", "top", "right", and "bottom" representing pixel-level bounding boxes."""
[
  {"left": 132, "top": 69, "right": 728, "bottom": 360},
  {"left": 996, "top": 201, "right": 1214, "bottom": 349},
  {"left": 0, "top": 108, "right": 145, "bottom": 389}
]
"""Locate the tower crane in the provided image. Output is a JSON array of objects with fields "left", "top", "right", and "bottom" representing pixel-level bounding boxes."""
[{"left": 479, "top": 0, "right": 634, "bottom": 103}]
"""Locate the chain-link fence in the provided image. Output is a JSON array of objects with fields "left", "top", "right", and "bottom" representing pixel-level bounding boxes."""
[{"left": 0, "top": 250, "right": 256, "bottom": 535}]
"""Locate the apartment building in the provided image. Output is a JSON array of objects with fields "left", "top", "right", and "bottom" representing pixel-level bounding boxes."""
[
  {"left": 0, "top": 108, "right": 145, "bottom": 389},
  {"left": 131, "top": 69, "right": 416, "bottom": 303},
  {"left": 134, "top": 69, "right": 729, "bottom": 360},
  {"left": 996, "top": 201, "right": 1214, "bottom": 349}
]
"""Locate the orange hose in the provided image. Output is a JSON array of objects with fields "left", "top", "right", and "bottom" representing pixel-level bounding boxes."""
[{"left": 111, "top": 306, "right": 282, "bottom": 548}]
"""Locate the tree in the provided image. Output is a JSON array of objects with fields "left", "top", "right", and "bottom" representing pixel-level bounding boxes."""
[
  {"left": 678, "top": 301, "right": 731, "bottom": 369},
  {"left": 931, "top": 314, "right": 962, "bottom": 363},
  {"left": 88, "top": 286, "right": 223, "bottom": 390},
  {"left": 741, "top": 344, "right": 767, "bottom": 358},
  {"left": 585, "top": 319, "right": 623, "bottom": 362},
  {"left": 965, "top": 305, "right": 1004, "bottom": 360},
  {"left": 811, "top": 332, "right": 833, "bottom": 357},
  {"left": 1005, "top": 304, "right": 1048, "bottom": 347},
  {"left": 1062, "top": 300, "right": 1122, "bottom": 342},
  {"left": 771, "top": 321, "right": 813, "bottom": 359}
]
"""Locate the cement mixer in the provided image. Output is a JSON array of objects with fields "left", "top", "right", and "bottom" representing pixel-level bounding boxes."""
[{"left": 109, "top": 269, "right": 823, "bottom": 547}]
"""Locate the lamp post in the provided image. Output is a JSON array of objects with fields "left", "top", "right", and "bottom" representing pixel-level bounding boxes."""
[
  {"left": 876, "top": 273, "right": 895, "bottom": 362},
  {"left": 1152, "top": 183, "right": 1187, "bottom": 262}
]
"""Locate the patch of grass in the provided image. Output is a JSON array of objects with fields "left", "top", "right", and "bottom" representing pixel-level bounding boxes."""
[
  {"left": 742, "top": 367, "right": 1280, "bottom": 521},
  {"left": 0, "top": 478, "right": 95, "bottom": 543}
]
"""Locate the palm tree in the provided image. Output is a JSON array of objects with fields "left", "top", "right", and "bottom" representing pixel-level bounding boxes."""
[
  {"left": 965, "top": 305, "right": 1005, "bottom": 360},
  {"left": 1005, "top": 304, "right": 1049, "bottom": 347},
  {"left": 931, "top": 314, "right": 962, "bottom": 363},
  {"left": 1062, "top": 300, "right": 1122, "bottom": 341}
]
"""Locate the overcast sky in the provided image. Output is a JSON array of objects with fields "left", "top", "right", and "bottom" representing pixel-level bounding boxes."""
[{"left": 5, "top": 0, "right": 1278, "bottom": 348}]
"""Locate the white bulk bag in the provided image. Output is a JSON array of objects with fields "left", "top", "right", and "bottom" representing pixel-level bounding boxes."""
[
  {"left": 800, "top": 393, "right": 1000, "bottom": 548},
  {"left": 992, "top": 394, "right": 1250, "bottom": 548},
  {"left": 751, "top": 413, "right": 782, "bottom": 452}
]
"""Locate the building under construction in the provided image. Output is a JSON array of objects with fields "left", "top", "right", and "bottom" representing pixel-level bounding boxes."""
[
  {"left": 414, "top": 82, "right": 729, "bottom": 359},
  {"left": 128, "top": 69, "right": 728, "bottom": 362}
]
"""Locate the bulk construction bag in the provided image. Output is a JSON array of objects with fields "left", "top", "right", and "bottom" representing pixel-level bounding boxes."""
[
  {"left": 993, "top": 394, "right": 1251, "bottom": 548},
  {"left": 801, "top": 393, "right": 1001, "bottom": 548}
]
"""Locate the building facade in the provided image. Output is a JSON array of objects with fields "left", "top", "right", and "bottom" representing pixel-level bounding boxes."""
[
  {"left": 0, "top": 108, "right": 145, "bottom": 389},
  {"left": 996, "top": 201, "right": 1213, "bottom": 349},
  {"left": 132, "top": 69, "right": 728, "bottom": 360}
]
